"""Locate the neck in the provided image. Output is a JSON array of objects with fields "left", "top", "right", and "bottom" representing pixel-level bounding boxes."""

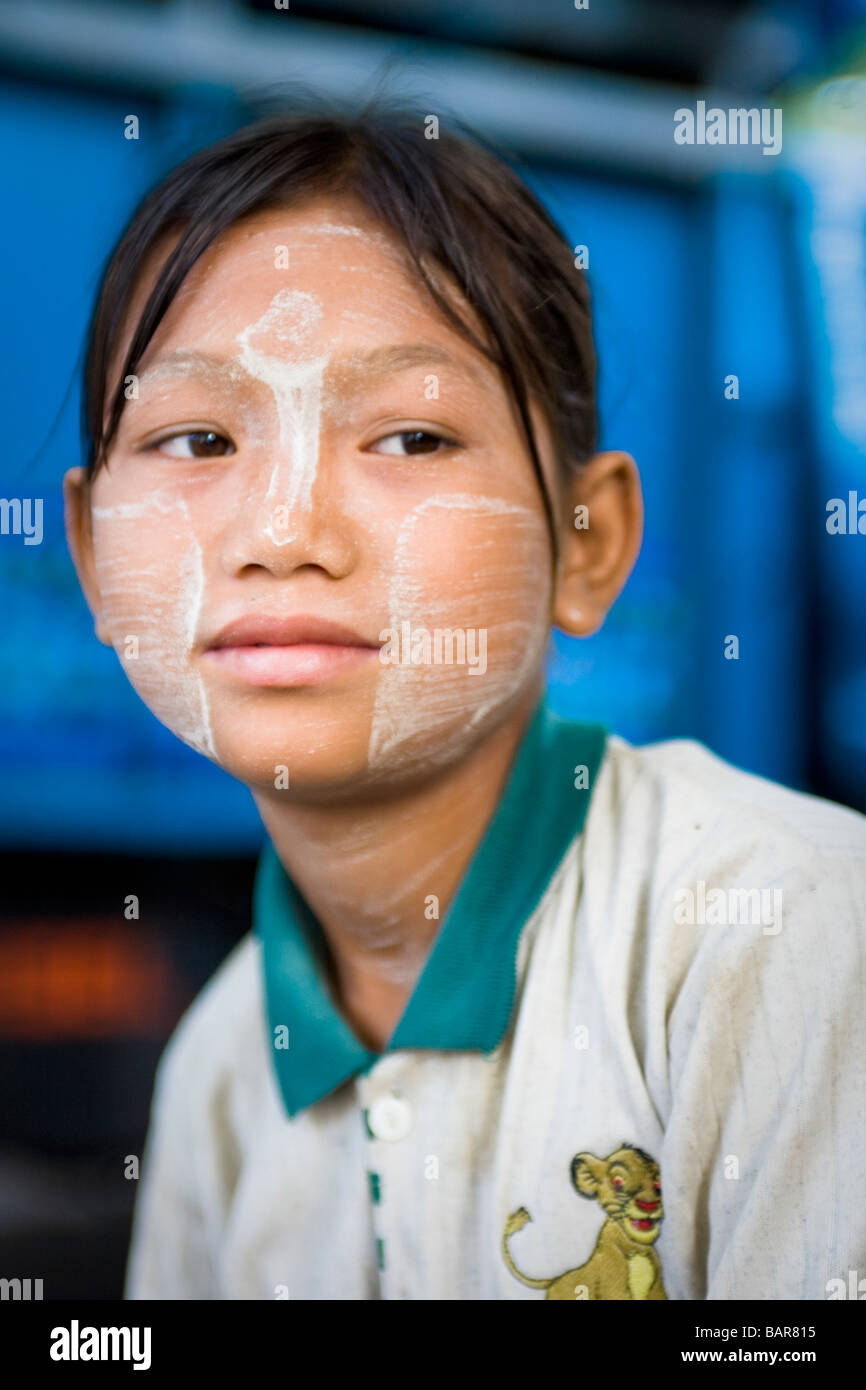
[{"left": 251, "top": 686, "right": 539, "bottom": 1049}]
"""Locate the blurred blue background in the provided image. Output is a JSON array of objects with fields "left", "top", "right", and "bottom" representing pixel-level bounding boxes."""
[
  {"left": 0, "top": 0, "right": 865, "bottom": 1300},
  {"left": 1, "top": 0, "right": 865, "bottom": 854}
]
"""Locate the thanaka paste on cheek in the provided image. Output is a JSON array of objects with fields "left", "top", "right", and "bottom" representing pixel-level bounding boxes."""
[
  {"left": 90, "top": 489, "right": 217, "bottom": 760},
  {"left": 366, "top": 493, "right": 551, "bottom": 772}
]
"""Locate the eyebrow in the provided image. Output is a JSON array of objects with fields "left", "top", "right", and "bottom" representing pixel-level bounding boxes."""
[
  {"left": 136, "top": 350, "right": 249, "bottom": 391},
  {"left": 137, "top": 343, "right": 496, "bottom": 394},
  {"left": 327, "top": 342, "right": 494, "bottom": 392}
]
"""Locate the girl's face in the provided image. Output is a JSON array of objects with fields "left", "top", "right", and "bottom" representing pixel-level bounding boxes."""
[{"left": 72, "top": 199, "right": 558, "bottom": 795}]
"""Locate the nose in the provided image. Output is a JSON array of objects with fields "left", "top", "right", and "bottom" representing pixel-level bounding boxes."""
[
  {"left": 219, "top": 429, "right": 356, "bottom": 579},
  {"left": 635, "top": 1198, "right": 660, "bottom": 1211}
]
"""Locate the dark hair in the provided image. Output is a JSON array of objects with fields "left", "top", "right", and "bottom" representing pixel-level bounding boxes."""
[{"left": 81, "top": 96, "right": 597, "bottom": 543}]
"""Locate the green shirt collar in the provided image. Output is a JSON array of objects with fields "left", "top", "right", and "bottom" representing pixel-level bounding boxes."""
[{"left": 254, "top": 694, "right": 607, "bottom": 1117}]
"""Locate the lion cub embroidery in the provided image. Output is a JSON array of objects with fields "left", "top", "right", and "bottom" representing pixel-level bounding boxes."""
[{"left": 502, "top": 1143, "right": 666, "bottom": 1300}]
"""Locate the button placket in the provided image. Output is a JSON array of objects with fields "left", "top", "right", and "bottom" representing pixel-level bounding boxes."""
[{"left": 360, "top": 1075, "right": 412, "bottom": 1296}]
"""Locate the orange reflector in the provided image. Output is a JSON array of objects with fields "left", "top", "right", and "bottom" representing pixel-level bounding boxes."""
[{"left": 0, "top": 920, "right": 184, "bottom": 1040}]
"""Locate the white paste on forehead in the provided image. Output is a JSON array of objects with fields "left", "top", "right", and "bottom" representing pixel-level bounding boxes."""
[
  {"left": 91, "top": 493, "right": 216, "bottom": 760},
  {"left": 299, "top": 222, "right": 390, "bottom": 244},
  {"left": 241, "top": 220, "right": 394, "bottom": 249},
  {"left": 235, "top": 289, "right": 329, "bottom": 544},
  {"left": 367, "top": 493, "right": 550, "bottom": 769}
]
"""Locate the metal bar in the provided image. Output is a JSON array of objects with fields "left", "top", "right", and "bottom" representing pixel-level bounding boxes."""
[{"left": 0, "top": 0, "right": 780, "bottom": 180}]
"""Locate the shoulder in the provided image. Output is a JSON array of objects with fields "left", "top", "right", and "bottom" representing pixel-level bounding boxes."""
[
  {"left": 576, "top": 731, "right": 866, "bottom": 997},
  {"left": 151, "top": 931, "right": 266, "bottom": 1114},
  {"left": 590, "top": 730, "right": 866, "bottom": 873},
  {"left": 579, "top": 737, "right": 866, "bottom": 1123}
]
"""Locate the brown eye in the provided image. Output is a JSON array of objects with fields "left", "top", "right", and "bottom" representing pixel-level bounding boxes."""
[
  {"left": 371, "top": 430, "right": 450, "bottom": 457},
  {"left": 156, "top": 430, "right": 234, "bottom": 459}
]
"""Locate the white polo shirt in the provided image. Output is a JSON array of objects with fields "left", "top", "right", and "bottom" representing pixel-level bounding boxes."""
[{"left": 124, "top": 695, "right": 866, "bottom": 1300}]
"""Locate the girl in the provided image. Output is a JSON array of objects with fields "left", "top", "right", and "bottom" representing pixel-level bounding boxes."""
[{"left": 65, "top": 100, "right": 866, "bottom": 1300}]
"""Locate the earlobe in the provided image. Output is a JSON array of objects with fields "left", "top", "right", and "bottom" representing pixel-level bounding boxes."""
[
  {"left": 553, "top": 570, "right": 600, "bottom": 637},
  {"left": 93, "top": 611, "right": 113, "bottom": 647}
]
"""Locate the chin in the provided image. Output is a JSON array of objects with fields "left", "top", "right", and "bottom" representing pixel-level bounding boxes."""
[
  {"left": 199, "top": 683, "right": 523, "bottom": 798},
  {"left": 215, "top": 731, "right": 373, "bottom": 796}
]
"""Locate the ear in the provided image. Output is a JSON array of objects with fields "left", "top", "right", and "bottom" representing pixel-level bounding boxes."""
[
  {"left": 63, "top": 466, "right": 112, "bottom": 646},
  {"left": 571, "top": 1152, "right": 604, "bottom": 1200},
  {"left": 552, "top": 451, "right": 643, "bottom": 637}
]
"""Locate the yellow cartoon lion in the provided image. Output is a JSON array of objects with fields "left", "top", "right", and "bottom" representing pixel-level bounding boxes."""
[{"left": 502, "top": 1143, "right": 666, "bottom": 1299}]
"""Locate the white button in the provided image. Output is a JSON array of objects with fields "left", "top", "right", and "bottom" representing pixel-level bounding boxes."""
[{"left": 368, "top": 1094, "right": 412, "bottom": 1142}]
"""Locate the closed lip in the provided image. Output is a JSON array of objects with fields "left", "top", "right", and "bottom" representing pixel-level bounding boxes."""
[{"left": 206, "top": 615, "right": 379, "bottom": 650}]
